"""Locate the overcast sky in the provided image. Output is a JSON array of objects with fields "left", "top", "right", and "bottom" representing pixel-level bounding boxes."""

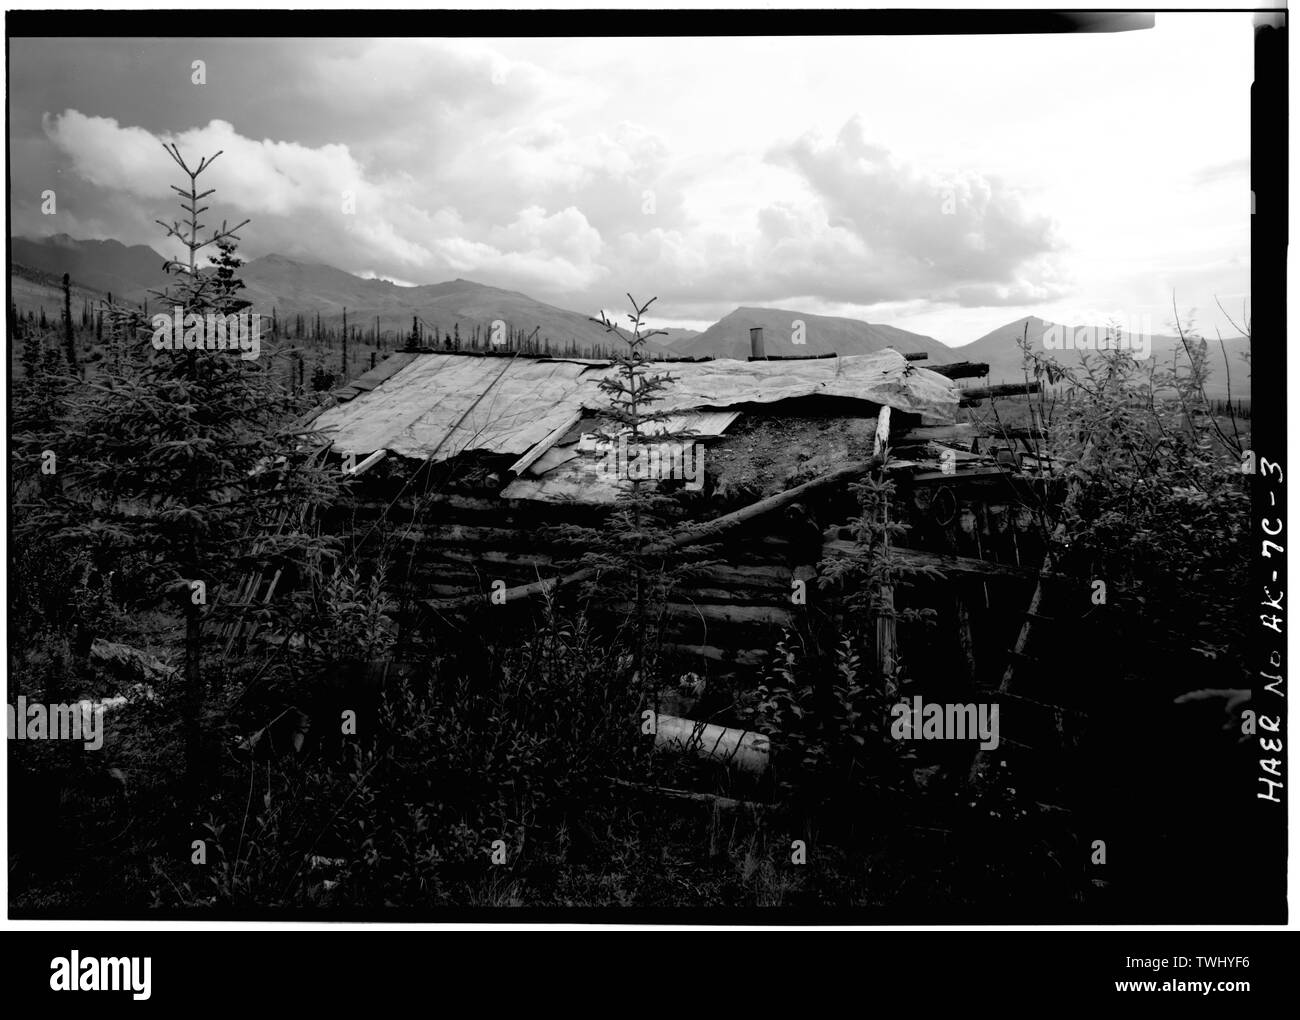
[{"left": 9, "top": 14, "right": 1253, "bottom": 344}]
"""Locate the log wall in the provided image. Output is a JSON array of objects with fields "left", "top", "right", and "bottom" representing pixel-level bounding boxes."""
[{"left": 328, "top": 425, "right": 1058, "bottom": 681}]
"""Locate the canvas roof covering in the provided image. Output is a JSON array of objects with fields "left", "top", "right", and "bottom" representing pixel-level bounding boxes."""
[
  {"left": 311, "top": 350, "right": 958, "bottom": 465},
  {"left": 312, "top": 354, "right": 596, "bottom": 461},
  {"left": 638, "top": 352, "right": 955, "bottom": 418}
]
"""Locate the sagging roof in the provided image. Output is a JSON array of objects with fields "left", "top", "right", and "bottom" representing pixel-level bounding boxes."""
[
  {"left": 313, "top": 350, "right": 959, "bottom": 467},
  {"left": 315, "top": 353, "right": 592, "bottom": 462}
]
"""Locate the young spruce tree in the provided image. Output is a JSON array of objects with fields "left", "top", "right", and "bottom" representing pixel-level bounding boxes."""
[
  {"left": 561, "top": 294, "right": 713, "bottom": 691},
  {"left": 28, "top": 144, "right": 341, "bottom": 792}
]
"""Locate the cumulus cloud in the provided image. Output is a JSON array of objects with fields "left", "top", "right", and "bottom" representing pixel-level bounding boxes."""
[
  {"left": 30, "top": 103, "right": 1070, "bottom": 322},
  {"left": 8, "top": 30, "right": 1253, "bottom": 340},
  {"left": 37, "top": 109, "right": 620, "bottom": 301},
  {"left": 763, "top": 116, "right": 1063, "bottom": 303}
]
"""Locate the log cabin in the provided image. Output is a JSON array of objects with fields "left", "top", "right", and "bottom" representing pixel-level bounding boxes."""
[{"left": 290, "top": 333, "right": 1066, "bottom": 726}]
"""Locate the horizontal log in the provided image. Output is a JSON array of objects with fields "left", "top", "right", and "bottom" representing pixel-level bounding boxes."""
[
  {"left": 927, "top": 361, "right": 989, "bottom": 380},
  {"left": 655, "top": 623, "right": 787, "bottom": 656},
  {"left": 989, "top": 426, "right": 1049, "bottom": 441},
  {"left": 654, "top": 714, "right": 770, "bottom": 773},
  {"left": 913, "top": 444, "right": 982, "bottom": 467},
  {"left": 907, "top": 467, "right": 1032, "bottom": 484},
  {"left": 389, "top": 523, "right": 549, "bottom": 546},
  {"left": 821, "top": 539, "right": 1040, "bottom": 581},
  {"left": 894, "top": 423, "right": 978, "bottom": 447},
  {"left": 658, "top": 643, "right": 769, "bottom": 667},
  {"left": 959, "top": 381, "right": 1041, "bottom": 404},
  {"left": 672, "top": 585, "right": 791, "bottom": 603},
  {"left": 400, "top": 555, "right": 812, "bottom": 607},
  {"left": 424, "top": 454, "right": 882, "bottom": 611},
  {"left": 412, "top": 547, "right": 559, "bottom": 568},
  {"left": 368, "top": 522, "right": 801, "bottom": 558},
  {"left": 689, "top": 561, "right": 799, "bottom": 585},
  {"left": 407, "top": 558, "right": 797, "bottom": 593},
  {"left": 748, "top": 352, "right": 841, "bottom": 361},
  {"left": 891, "top": 546, "right": 1041, "bottom": 581},
  {"left": 354, "top": 494, "right": 499, "bottom": 513},
  {"left": 352, "top": 492, "right": 613, "bottom": 524},
  {"left": 416, "top": 582, "right": 496, "bottom": 598},
  {"left": 622, "top": 602, "right": 798, "bottom": 628}
]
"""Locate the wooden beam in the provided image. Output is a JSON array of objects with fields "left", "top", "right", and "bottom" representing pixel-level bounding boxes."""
[
  {"left": 908, "top": 466, "right": 1038, "bottom": 484},
  {"left": 991, "top": 425, "right": 1049, "bottom": 441},
  {"left": 659, "top": 643, "right": 769, "bottom": 666},
  {"left": 822, "top": 538, "right": 1045, "bottom": 581},
  {"left": 893, "top": 423, "right": 978, "bottom": 445},
  {"left": 508, "top": 409, "right": 584, "bottom": 475},
  {"left": 927, "top": 361, "right": 989, "bottom": 379},
  {"left": 959, "top": 381, "right": 1041, "bottom": 405},
  {"left": 892, "top": 546, "right": 1044, "bottom": 581},
  {"left": 618, "top": 602, "right": 797, "bottom": 627},
  {"left": 747, "top": 352, "right": 839, "bottom": 361}
]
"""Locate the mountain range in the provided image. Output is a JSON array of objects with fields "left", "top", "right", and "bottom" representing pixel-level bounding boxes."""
[
  {"left": 9, "top": 235, "right": 949, "bottom": 361},
  {"left": 669, "top": 306, "right": 951, "bottom": 362},
  {"left": 11, "top": 235, "right": 682, "bottom": 355},
  {"left": 10, "top": 234, "right": 1248, "bottom": 398},
  {"left": 960, "top": 315, "right": 1249, "bottom": 399}
]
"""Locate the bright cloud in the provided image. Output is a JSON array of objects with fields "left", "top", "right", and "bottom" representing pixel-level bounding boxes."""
[{"left": 10, "top": 18, "right": 1254, "bottom": 341}]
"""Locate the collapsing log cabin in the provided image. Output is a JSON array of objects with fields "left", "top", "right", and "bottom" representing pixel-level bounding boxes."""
[{"left": 302, "top": 332, "right": 1062, "bottom": 716}]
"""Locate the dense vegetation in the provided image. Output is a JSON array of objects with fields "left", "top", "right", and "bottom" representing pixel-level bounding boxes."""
[{"left": 7, "top": 148, "right": 1255, "bottom": 919}]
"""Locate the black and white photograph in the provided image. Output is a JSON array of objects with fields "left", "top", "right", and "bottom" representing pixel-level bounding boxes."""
[{"left": 3, "top": 3, "right": 1288, "bottom": 948}]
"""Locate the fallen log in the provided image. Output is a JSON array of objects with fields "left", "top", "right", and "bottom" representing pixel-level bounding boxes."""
[{"left": 654, "top": 713, "right": 770, "bottom": 773}]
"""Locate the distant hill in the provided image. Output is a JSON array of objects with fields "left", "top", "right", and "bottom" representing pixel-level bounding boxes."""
[
  {"left": 656, "top": 327, "right": 700, "bottom": 348},
  {"left": 8, "top": 236, "right": 675, "bottom": 356},
  {"left": 673, "top": 306, "right": 952, "bottom": 362},
  {"left": 236, "top": 256, "right": 684, "bottom": 354},
  {"left": 11, "top": 234, "right": 169, "bottom": 301},
  {"left": 11, "top": 261, "right": 112, "bottom": 314},
  {"left": 12, "top": 236, "right": 1247, "bottom": 394},
  {"left": 960, "top": 315, "right": 1250, "bottom": 400}
]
